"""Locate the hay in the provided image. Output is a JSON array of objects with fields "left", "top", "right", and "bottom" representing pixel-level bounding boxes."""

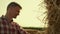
[{"left": 44, "top": 0, "right": 60, "bottom": 34}]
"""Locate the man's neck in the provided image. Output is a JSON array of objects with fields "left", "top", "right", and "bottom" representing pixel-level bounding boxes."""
[{"left": 5, "top": 14, "right": 13, "bottom": 23}]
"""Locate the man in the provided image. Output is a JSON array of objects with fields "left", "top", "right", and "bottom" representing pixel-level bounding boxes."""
[{"left": 0, "top": 2, "right": 28, "bottom": 34}]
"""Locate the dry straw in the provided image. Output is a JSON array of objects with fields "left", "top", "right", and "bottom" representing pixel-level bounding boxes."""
[{"left": 44, "top": 0, "right": 60, "bottom": 34}]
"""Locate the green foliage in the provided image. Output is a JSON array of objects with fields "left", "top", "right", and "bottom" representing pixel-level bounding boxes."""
[{"left": 23, "top": 27, "right": 46, "bottom": 31}]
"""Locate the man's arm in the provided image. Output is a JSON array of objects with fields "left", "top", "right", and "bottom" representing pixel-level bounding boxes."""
[
  {"left": 12, "top": 22, "right": 30, "bottom": 34},
  {"left": 18, "top": 27, "right": 30, "bottom": 34}
]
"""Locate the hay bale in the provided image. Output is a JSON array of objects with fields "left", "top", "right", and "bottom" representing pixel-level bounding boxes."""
[{"left": 44, "top": 0, "right": 60, "bottom": 34}]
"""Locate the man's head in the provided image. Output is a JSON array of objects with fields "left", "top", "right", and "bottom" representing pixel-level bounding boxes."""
[{"left": 6, "top": 2, "right": 22, "bottom": 18}]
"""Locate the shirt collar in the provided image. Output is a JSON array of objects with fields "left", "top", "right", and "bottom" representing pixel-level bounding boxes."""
[{"left": 1, "top": 15, "right": 13, "bottom": 23}]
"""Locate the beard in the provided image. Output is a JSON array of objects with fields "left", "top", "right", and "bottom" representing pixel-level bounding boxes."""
[
  {"left": 13, "top": 15, "right": 17, "bottom": 19},
  {"left": 14, "top": 17, "right": 16, "bottom": 18},
  {"left": 13, "top": 14, "right": 19, "bottom": 19}
]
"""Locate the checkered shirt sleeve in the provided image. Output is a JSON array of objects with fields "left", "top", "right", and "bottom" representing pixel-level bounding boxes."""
[{"left": 0, "top": 19, "right": 27, "bottom": 34}]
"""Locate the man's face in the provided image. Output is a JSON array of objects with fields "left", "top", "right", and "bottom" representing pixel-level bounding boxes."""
[{"left": 9, "top": 6, "right": 21, "bottom": 18}]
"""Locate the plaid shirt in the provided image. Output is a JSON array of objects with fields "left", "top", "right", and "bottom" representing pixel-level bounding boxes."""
[{"left": 0, "top": 15, "right": 27, "bottom": 34}]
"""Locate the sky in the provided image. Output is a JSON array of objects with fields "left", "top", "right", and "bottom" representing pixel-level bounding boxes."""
[{"left": 0, "top": 0, "right": 47, "bottom": 28}]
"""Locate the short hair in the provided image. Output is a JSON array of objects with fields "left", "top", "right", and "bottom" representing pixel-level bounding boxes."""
[{"left": 7, "top": 2, "right": 22, "bottom": 10}]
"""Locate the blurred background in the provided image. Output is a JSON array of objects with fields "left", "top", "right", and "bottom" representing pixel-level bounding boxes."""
[{"left": 0, "top": 0, "right": 47, "bottom": 34}]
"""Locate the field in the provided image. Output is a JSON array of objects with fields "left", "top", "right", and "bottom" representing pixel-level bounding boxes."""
[{"left": 23, "top": 27, "right": 46, "bottom": 34}]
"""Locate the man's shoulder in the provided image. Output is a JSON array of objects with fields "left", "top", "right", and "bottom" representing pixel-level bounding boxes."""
[
  {"left": 11, "top": 22, "right": 21, "bottom": 27},
  {"left": 0, "top": 17, "right": 3, "bottom": 23},
  {"left": 0, "top": 15, "right": 5, "bottom": 23}
]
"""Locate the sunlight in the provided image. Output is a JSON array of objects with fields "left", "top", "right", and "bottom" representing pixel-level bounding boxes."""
[{"left": 0, "top": 0, "right": 47, "bottom": 28}]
